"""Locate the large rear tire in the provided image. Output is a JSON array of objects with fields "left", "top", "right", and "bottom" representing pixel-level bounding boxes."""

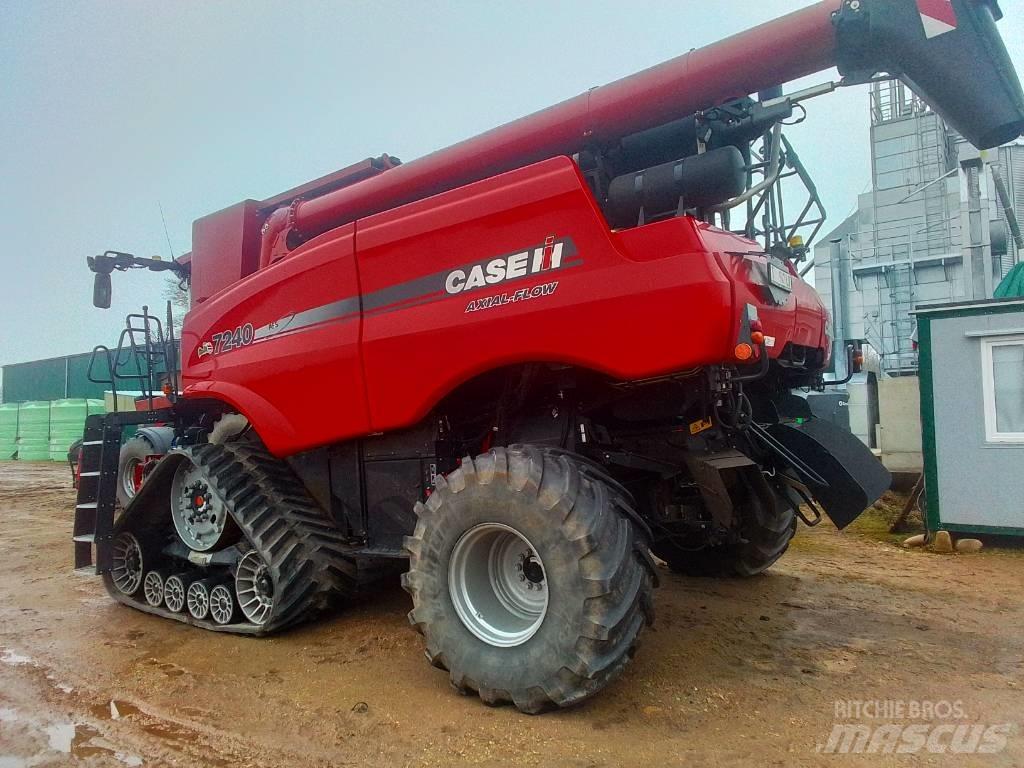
[
  {"left": 652, "top": 480, "right": 797, "bottom": 578},
  {"left": 403, "top": 445, "right": 655, "bottom": 713}
]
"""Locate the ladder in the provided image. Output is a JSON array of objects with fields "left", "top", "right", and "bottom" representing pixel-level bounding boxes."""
[
  {"left": 72, "top": 409, "right": 170, "bottom": 573},
  {"left": 72, "top": 414, "right": 122, "bottom": 574},
  {"left": 889, "top": 262, "right": 917, "bottom": 373}
]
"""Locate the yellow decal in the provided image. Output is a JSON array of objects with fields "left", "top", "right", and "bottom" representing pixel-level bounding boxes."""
[{"left": 689, "top": 418, "right": 713, "bottom": 435}]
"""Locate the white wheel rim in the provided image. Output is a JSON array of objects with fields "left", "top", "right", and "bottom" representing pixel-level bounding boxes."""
[
  {"left": 187, "top": 581, "right": 210, "bottom": 620},
  {"left": 209, "top": 584, "right": 235, "bottom": 625},
  {"left": 164, "top": 576, "right": 186, "bottom": 612},
  {"left": 448, "top": 523, "right": 548, "bottom": 648},
  {"left": 143, "top": 571, "right": 165, "bottom": 606},
  {"left": 111, "top": 533, "right": 144, "bottom": 595},
  {"left": 236, "top": 551, "right": 274, "bottom": 625},
  {"left": 170, "top": 460, "right": 229, "bottom": 552},
  {"left": 121, "top": 457, "right": 143, "bottom": 499}
]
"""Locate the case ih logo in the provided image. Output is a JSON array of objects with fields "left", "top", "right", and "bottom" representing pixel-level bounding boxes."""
[
  {"left": 917, "top": 0, "right": 957, "bottom": 39},
  {"left": 444, "top": 236, "right": 569, "bottom": 295}
]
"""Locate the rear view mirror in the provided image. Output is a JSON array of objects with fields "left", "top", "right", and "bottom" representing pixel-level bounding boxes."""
[{"left": 93, "top": 271, "right": 112, "bottom": 308}]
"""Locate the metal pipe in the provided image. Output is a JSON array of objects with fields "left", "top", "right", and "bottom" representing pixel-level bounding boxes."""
[
  {"left": 992, "top": 165, "right": 1024, "bottom": 251},
  {"left": 824, "top": 345, "right": 857, "bottom": 386},
  {"left": 710, "top": 123, "right": 784, "bottom": 213},
  {"left": 895, "top": 168, "right": 956, "bottom": 205},
  {"left": 289, "top": 1, "right": 840, "bottom": 239}
]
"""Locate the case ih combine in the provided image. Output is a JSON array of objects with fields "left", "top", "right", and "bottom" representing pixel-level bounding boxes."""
[{"left": 78, "top": 0, "right": 1022, "bottom": 712}]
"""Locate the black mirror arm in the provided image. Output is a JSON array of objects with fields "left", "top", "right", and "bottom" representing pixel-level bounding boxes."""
[{"left": 87, "top": 250, "right": 190, "bottom": 281}]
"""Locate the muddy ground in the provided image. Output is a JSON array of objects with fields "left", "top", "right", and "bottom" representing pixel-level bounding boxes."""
[{"left": 0, "top": 462, "right": 1021, "bottom": 767}]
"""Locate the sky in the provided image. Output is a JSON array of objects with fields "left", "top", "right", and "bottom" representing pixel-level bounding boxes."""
[{"left": 1, "top": 0, "right": 1022, "bottom": 366}]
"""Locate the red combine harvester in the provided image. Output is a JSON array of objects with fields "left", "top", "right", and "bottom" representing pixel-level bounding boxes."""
[{"left": 79, "top": 0, "right": 1023, "bottom": 712}]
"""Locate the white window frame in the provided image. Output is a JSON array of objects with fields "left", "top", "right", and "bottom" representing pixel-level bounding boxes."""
[{"left": 980, "top": 333, "right": 1024, "bottom": 444}]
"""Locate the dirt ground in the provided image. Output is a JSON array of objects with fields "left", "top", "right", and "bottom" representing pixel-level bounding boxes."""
[{"left": 0, "top": 463, "right": 1021, "bottom": 767}]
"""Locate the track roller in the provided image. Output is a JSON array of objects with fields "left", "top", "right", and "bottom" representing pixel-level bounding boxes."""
[
  {"left": 163, "top": 573, "right": 194, "bottom": 613},
  {"left": 143, "top": 570, "right": 167, "bottom": 607},
  {"left": 209, "top": 583, "right": 238, "bottom": 626},
  {"left": 186, "top": 578, "right": 219, "bottom": 620}
]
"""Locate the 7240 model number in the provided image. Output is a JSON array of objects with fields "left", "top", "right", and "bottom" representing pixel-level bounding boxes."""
[{"left": 211, "top": 323, "right": 254, "bottom": 354}]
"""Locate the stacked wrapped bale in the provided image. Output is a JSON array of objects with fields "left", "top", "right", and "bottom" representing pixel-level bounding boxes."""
[
  {"left": 0, "top": 403, "right": 17, "bottom": 460},
  {"left": 87, "top": 398, "right": 105, "bottom": 442},
  {"left": 48, "top": 399, "right": 91, "bottom": 461},
  {"left": 16, "top": 401, "right": 51, "bottom": 461}
]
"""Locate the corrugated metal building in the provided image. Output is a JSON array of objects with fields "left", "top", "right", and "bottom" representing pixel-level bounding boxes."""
[{"left": 1, "top": 343, "right": 180, "bottom": 404}]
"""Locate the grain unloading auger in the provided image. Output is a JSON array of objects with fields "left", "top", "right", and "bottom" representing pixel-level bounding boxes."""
[{"left": 79, "top": 0, "right": 1022, "bottom": 712}]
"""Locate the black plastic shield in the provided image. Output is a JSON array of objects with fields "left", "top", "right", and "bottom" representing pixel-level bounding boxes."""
[
  {"left": 767, "top": 419, "right": 892, "bottom": 530},
  {"left": 836, "top": 0, "right": 1024, "bottom": 149}
]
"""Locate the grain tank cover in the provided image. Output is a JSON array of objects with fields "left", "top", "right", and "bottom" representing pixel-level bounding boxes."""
[{"left": 835, "top": 0, "right": 1024, "bottom": 149}]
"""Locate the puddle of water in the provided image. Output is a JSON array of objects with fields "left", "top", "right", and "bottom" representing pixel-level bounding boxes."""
[
  {"left": 0, "top": 649, "right": 33, "bottom": 666},
  {"left": 0, "top": 705, "right": 143, "bottom": 767},
  {"left": 45, "top": 721, "right": 79, "bottom": 752},
  {"left": 44, "top": 672, "right": 74, "bottom": 694},
  {"left": 1, "top": 647, "right": 74, "bottom": 694},
  {"left": 89, "top": 699, "right": 142, "bottom": 721}
]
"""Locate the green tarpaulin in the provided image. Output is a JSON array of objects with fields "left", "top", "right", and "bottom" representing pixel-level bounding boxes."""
[{"left": 995, "top": 262, "right": 1024, "bottom": 299}]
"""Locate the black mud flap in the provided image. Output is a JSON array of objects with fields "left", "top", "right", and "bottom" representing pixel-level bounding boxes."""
[{"left": 766, "top": 419, "right": 891, "bottom": 530}]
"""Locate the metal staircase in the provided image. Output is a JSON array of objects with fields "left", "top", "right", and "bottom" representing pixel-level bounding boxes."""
[{"left": 72, "top": 414, "right": 122, "bottom": 573}]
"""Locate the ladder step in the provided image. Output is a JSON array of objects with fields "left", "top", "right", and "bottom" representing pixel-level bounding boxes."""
[
  {"left": 73, "top": 534, "right": 95, "bottom": 543},
  {"left": 74, "top": 539, "right": 94, "bottom": 570},
  {"left": 82, "top": 440, "right": 103, "bottom": 446},
  {"left": 76, "top": 502, "right": 98, "bottom": 509},
  {"left": 79, "top": 471, "right": 100, "bottom": 478}
]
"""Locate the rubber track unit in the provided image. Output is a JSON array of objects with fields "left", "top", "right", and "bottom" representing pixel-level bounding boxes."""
[
  {"left": 104, "top": 441, "right": 363, "bottom": 636},
  {"left": 403, "top": 445, "right": 657, "bottom": 713}
]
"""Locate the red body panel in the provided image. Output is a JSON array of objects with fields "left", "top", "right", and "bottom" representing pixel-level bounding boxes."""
[
  {"left": 191, "top": 201, "right": 263, "bottom": 304},
  {"left": 181, "top": 158, "right": 829, "bottom": 456},
  {"left": 181, "top": 223, "right": 371, "bottom": 451},
  {"left": 698, "top": 228, "right": 829, "bottom": 355}
]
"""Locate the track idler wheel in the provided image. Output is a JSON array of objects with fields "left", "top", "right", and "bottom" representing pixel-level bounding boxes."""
[
  {"left": 235, "top": 551, "right": 274, "bottom": 626},
  {"left": 110, "top": 533, "right": 144, "bottom": 596}
]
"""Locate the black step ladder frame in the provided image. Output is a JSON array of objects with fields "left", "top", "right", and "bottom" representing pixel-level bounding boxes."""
[{"left": 74, "top": 408, "right": 174, "bottom": 573}]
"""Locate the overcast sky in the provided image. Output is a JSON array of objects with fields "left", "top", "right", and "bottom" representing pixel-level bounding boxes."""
[{"left": 1, "top": 1, "right": 1022, "bottom": 366}]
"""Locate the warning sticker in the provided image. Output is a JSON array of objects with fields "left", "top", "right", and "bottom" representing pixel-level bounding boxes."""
[{"left": 916, "top": 0, "right": 957, "bottom": 39}]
